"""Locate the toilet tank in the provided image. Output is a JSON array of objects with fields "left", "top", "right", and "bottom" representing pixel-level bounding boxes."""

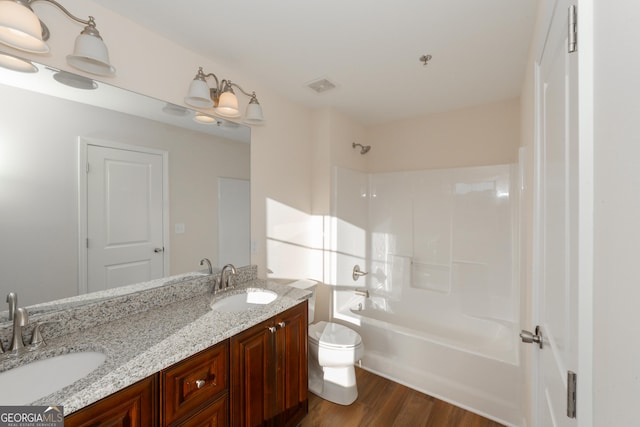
[{"left": 287, "top": 279, "right": 318, "bottom": 323}]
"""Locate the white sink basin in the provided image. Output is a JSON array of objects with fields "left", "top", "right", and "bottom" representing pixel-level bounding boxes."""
[
  {"left": 211, "top": 288, "right": 278, "bottom": 312},
  {"left": 0, "top": 351, "right": 106, "bottom": 404}
]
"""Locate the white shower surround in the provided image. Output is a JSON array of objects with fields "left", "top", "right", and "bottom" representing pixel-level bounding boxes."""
[{"left": 330, "top": 164, "right": 522, "bottom": 426}]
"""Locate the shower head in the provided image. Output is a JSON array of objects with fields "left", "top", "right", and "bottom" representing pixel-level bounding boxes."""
[{"left": 352, "top": 142, "right": 371, "bottom": 155}]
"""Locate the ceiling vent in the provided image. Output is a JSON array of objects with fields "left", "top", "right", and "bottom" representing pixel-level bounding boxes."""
[{"left": 306, "top": 78, "right": 337, "bottom": 94}]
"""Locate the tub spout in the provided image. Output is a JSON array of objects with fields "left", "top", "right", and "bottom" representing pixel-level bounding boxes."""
[{"left": 355, "top": 288, "right": 369, "bottom": 298}]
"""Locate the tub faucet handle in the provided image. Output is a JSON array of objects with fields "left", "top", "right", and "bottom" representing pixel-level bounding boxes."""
[{"left": 352, "top": 265, "right": 368, "bottom": 281}]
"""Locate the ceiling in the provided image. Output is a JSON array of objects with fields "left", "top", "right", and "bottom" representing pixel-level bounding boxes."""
[{"left": 93, "top": 0, "right": 539, "bottom": 126}]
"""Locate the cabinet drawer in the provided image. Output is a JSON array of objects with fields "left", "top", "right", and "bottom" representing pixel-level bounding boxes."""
[{"left": 163, "top": 340, "right": 229, "bottom": 425}]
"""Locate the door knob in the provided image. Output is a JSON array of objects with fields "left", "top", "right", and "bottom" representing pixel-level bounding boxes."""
[
  {"left": 154, "top": 247, "right": 164, "bottom": 253},
  {"left": 520, "top": 325, "right": 543, "bottom": 349}
]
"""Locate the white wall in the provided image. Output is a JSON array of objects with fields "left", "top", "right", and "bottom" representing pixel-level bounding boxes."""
[
  {"left": 593, "top": 1, "right": 640, "bottom": 424},
  {"left": 311, "top": 108, "right": 367, "bottom": 217},
  {"left": 307, "top": 109, "right": 367, "bottom": 321},
  {"left": 365, "top": 98, "right": 521, "bottom": 172}
]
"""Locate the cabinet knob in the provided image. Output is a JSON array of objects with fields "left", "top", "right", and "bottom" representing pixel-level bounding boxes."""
[
  {"left": 195, "top": 379, "right": 206, "bottom": 389},
  {"left": 277, "top": 321, "right": 286, "bottom": 329},
  {"left": 268, "top": 326, "right": 277, "bottom": 333}
]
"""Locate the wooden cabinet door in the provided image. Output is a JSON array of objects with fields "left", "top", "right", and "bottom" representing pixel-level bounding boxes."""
[
  {"left": 230, "top": 302, "right": 309, "bottom": 427},
  {"left": 174, "top": 394, "right": 228, "bottom": 427},
  {"left": 230, "top": 318, "right": 274, "bottom": 427},
  {"left": 64, "top": 375, "right": 157, "bottom": 427},
  {"left": 275, "top": 301, "right": 308, "bottom": 427}
]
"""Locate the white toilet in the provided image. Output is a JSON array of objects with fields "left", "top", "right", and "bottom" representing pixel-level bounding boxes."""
[
  {"left": 293, "top": 281, "right": 364, "bottom": 405},
  {"left": 308, "top": 320, "right": 364, "bottom": 405}
]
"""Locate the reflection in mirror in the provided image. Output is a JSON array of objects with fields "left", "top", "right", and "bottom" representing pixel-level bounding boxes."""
[{"left": 0, "top": 56, "right": 251, "bottom": 311}]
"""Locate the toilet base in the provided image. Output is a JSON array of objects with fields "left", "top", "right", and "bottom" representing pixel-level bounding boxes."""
[{"left": 308, "top": 364, "right": 358, "bottom": 405}]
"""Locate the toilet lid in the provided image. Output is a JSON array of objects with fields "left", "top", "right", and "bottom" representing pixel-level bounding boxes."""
[{"left": 309, "top": 321, "right": 362, "bottom": 348}]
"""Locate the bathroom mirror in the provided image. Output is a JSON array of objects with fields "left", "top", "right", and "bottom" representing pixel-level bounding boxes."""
[{"left": 0, "top": 56, "right": 251, "bottom": 314}]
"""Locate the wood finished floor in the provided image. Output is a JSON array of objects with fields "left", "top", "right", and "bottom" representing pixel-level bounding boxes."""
[{"left": 299, "top": 367, "right": 505, "bottom": 427}]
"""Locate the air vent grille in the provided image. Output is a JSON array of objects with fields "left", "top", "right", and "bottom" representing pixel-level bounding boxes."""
[{"left": 306, "top": 78, "right": 337, "bottom": 93}]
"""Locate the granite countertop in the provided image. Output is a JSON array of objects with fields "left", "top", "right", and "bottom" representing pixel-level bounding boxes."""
[{"left": 0, "top": 279, "right": 311, "bottom": 414}]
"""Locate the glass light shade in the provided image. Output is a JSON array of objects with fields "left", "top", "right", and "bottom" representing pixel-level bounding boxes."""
[
  {"left": 53, "top": 70, "right": 98, "bottom": 90},
  {"left": 215, "top": 91, "right": 240, "bottom": 118},
  {"left": 0, "top": 1, "right": 48, "bottom": 53},
  {"left": 67, "top": 33, "right": 115, "bottom": 76},
  {"left": 184, "top": 79, "right": 214, "bottom": 108},
  {"left": 243, "top": 102, "right": 265, "bottom": 125},
  {"left": 193, "top": 112, "right": 217, "bottom": 124},
  {"left": 162, "top": 103, "right": 189, "bottom": 117},
  {"left": 0, "top": 51, "right": 37, "bottom": 72}
]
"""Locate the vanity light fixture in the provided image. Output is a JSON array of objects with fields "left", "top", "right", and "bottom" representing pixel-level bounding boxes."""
[
  {"left": 0, "top": 50, "right": 36, "bottom": 72},
  {"left": 184, "top": 67, "right": 265, "bottom": 125},
  {"left": 0, "top": 0, "right": 115, "bottom": 76}
]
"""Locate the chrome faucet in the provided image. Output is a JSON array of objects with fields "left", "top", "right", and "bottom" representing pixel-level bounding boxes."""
[
  {"left": 9, "top": 307, "right": 29, "bottom": 354},
  {"left": 220, "top": 264, "right": 237, "bottom": 290},
  {"left": 6, "top": 292, "right": 16, "bottom": 322},
  {"left": 2, "top": 293, "right": 50, "bottom": 356},
  {"left": 200, "top": 258, "right": 213, "bottom": 275},
  {"left": 2, "top": 292, "right": 18, "bottom": 354}
]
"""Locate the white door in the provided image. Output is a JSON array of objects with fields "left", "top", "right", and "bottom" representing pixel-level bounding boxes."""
[
  {"left": 528, "top": 0, "right": 587, "bottom": 425},
  {"left": 86, "top": 144, "right": 165, "bottom": 292}
]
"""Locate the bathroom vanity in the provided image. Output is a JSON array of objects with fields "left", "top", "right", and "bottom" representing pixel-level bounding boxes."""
[
  {"left": 0, "top": 269, "right": 310, "bottom": 427},
  {"left": 64, "top": 302, "right": 307, "bottom": 426}
]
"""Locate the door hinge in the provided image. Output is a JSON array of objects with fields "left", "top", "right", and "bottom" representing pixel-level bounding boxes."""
[
  {"left": 86, "top": 238, "right": 89, "bottom": 249},
  {"left": 86, "top": 162, "right": 90, "bottom": 173},
  {"left": 567, "top": 371, "right": 577, "bottom": 418},
  {"left": 568, "top": 5, "right": 577, "bottom": 53}
]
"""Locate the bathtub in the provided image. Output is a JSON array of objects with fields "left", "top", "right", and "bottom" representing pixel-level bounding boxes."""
[{"left": 333, "top": 294, "right": 524, "bottom": 426}]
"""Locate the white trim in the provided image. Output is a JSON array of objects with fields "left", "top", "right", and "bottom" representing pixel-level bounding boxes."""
[
  {"left": 576, "top": 0, "right": 594, "bottom": 425},
  {"left": 531, "top": 58, "right": 543, "bottom": 427},
  {"left": 77, "top": 137, "right": 170, "bottom": 295},
  {"left": 78, "top": 138, "right": 87, "bottom": 294}
]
